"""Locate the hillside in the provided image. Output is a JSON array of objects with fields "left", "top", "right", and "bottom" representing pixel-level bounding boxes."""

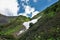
[
  {"left": 31, "top": 0, "right": 60, "bottom": 19},
  {"left": 0, "top": 0, "right": 60, "bottom": 40},
  {"left": 19, "top": 0, "right": 60, "bottom": 40},
  {"left": 0, "top": 14, "right": 18, "bottom": 25},
  {"left": 0, "top": 15, "right": 30, "bottom": 40}
]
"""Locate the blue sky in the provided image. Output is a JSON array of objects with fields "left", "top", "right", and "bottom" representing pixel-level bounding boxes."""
[
  {"left": 0, "top": 0, "right": 58, "bottom": 18},
  {"left": 17, "top": 0, "right": 58, "bottom": 17}
]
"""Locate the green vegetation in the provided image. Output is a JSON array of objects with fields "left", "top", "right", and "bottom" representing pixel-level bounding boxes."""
[
  {"left": 0, "top": 16, "right": 30, "bottom": 38},
  {"left": 18, "top": 0, "right": 60, "bottom": 40},
  {"left": 0, "top": 0, "right": 60, "bottom": 40}
]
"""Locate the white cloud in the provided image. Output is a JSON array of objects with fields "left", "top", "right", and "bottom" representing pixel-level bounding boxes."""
[
  {"left": 34, "top": 0, "right": 38, "bottom": 2},
  {"left": 19, "top": 5, "right": 39, "bottom": 18},
  {"left": 32, "top": 11, "right": 39, "bottom": 18},
  {"left": 26, "top": 0, "right": 29, "bottom": 2},
  {"left": 0, "top": 0, "right": 18, "bottom": 16},
  {"left": 0, "top": 0, "right": 39, "bottom": 18}
]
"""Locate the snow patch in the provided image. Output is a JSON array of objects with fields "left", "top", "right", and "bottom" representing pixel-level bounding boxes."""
[
  {"left": 17, "top": 16, "right": 41, "bottom": 35},
  {"left": 23, "top": 16, "right": 41, "bottom": 29}
]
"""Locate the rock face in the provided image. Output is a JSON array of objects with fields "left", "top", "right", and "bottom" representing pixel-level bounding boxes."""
[
  {"left": 0, "top": 14, "right": 8, "bottom": 24},
  {"left": 0, "top": 14, "right": 17, "bottom": 25}
]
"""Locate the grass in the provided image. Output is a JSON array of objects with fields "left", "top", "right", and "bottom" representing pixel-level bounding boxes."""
[{"left": 0, "top": 16, "right": 30, "bottom": 36}]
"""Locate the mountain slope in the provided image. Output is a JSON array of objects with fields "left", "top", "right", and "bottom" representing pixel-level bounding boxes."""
[
  {"left": 0, "top": 15, "right": 30, "bottom": 40},
  {"left": 0, "top": 0, "right": 60, "bottom": 40},
  {"left": 31, "top": 0, "right": 60, "bottom": 19},
  {"left": 0, "top": 14, "right": 17, "bottom": 25},
  {"left": 19, "top": 0, "right": 60, "bottom": 40}
]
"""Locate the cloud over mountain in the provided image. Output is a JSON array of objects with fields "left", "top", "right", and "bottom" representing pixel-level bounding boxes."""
[{"left": 0, "top": 0, "right": 58, "bottom": 18}]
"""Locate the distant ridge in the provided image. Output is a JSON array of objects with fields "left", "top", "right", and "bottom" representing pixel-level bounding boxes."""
[{"left": 0, "top": 13, "right": 17, "bottom": 25}]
